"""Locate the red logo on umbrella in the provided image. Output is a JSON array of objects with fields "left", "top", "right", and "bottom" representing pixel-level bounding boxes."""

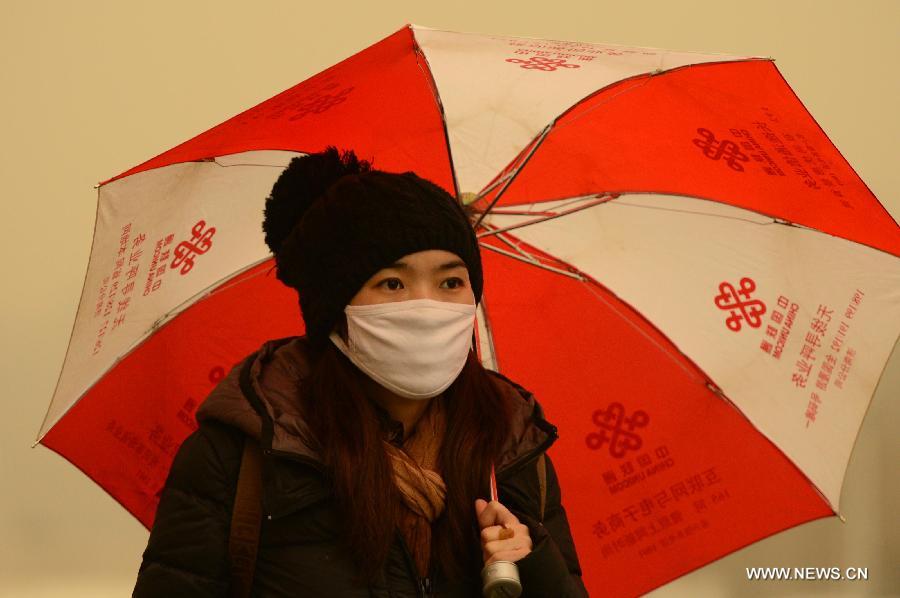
[
  {"left": 287, "top": 83, "right": 355, "bottom": 121},
  {"left": 693, "top": 127, "right": 749, "bottom": 171},
  {"left": 586, "top": 402, "right": 649, "bottom": 458},
  {"left": 715, "top": 277, "right": 766, "bottom": 331},
  {"left": 171, "top": 220, "right": 216, "bottom": 275},
  {"left": 505, "top": 56, "right": 581, "bottom": 71}
]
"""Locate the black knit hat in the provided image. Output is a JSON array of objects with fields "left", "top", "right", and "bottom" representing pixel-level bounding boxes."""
[{"left": 262, "top": 147, "right": 484, "bottom": 356}]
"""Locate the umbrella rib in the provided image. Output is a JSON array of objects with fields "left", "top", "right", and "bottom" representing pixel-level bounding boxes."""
[
  {"left": 600, "top": 195, "right": 781, "bottom": 226},
  {"left": 577, "top": 275, "right": 709, "bottom": 387},
  {"left": 147, "top": 255, "right": 275, "bottom": 332},
  {"left": 487, "top": 225, "right": 543, "bottom": 264},
  {"left": 496, "top": 233, "right": 541, "bottom": 264},
  {"left": 478, "top": 236, "right": 709, "bottom": 388},
  {"left": 490, "top": 228, "right": 587, "bottom": 277},
  {"left": 478, "top": 242, "right": 585, "bottom": 281},
  {"left": 476, "top": 194, "right": 618, "bottom": 238},
  {"left": 477, "top": 194, "right": 601, "bottom": 217},
  {"left": 548, "top": 73, "right": 653, "bottom": 135},
  {"left": 547, "top": 59, "right": 768, "bottom": 136},
  {"left": 480, "top": 191, "right": 799, "bottom": 236},
  {"left": 468, "top": 71, "right": 655, "bottom": 226},
  {"left": 482, "top": 209, "right": 556, "bottom": 216},
  {"left": 410, "top": 31, "right": 461, "bottom": 200},
  {"left": 35, "top": 255, "right": 275, "bottom": 442},
  {"left": 474, "top": 171, "right": 515, "bottom": 202},
  {"left": 468, "top": 59, "right": 765, "bottom": 228},
  {"left": 473, "top": 123, "right": 552, "bottom": 230},
  {"left": 36, "top": 191, "right": 105, "bottom": 441}
]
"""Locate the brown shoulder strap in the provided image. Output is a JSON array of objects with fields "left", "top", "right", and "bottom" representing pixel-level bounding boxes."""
[
  {"left": 229, "top": 437, "right": 263, "bottom": 598},
  {"left": 537, "top": 452, "right": 547, "bottom": 523}
]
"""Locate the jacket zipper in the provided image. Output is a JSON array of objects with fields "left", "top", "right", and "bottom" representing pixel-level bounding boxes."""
[
  {"left": 396, "top": 531, "right": 434, "bottom": 597},
  {"left": 419, "top": 576, "right": 432, "bottom": 596},
  {"left": 257, "top": 449, "right": 433, "bottom": 597}
]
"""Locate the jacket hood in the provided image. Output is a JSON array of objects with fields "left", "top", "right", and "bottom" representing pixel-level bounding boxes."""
[{"left": 195, "top": 336, "right": 558, "bottom": 473}]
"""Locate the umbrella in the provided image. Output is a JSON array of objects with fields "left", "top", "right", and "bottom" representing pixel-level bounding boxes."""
[{"left": 37, "top": 23, "right": 900, "bottom": 597}]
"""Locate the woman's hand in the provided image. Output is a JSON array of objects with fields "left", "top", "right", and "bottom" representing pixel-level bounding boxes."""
[{"left": 474, "top": 498, "right": 533, "bottom": 565}]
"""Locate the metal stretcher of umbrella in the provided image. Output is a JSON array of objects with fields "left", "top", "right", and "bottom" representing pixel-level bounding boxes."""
[{"left": 38, "top": 24, "right": 900, "bottom": 597}]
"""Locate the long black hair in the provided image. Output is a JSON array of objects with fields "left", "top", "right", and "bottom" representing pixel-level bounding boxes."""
[{"left": 297, "top": 336, "right": 513, "bottom": 584}]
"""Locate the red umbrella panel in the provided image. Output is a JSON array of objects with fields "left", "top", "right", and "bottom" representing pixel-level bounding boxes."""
[{"left": 39, "top": 24, "right": 900, "bottom": 598}]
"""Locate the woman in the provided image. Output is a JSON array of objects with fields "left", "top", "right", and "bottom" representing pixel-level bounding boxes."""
[{"left": 133, "top": 147, "right": 587, "bottom": 597}]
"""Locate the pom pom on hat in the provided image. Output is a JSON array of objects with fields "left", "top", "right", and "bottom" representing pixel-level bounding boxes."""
[{"left": 262, "top": 146, "right": 372, "bottom": 256}]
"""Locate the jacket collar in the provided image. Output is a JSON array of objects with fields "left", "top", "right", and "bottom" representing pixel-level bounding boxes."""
[{"left": 196, "top": 336, "right": 558, "bottom": 474}]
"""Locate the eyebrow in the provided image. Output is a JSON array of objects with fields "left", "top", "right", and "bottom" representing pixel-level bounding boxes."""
[{"left": 386, "top": 259, "right": 468, "bottom": 272}]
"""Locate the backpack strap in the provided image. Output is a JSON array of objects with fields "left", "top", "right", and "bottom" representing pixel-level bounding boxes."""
[
  {"left": 228, "top": 436, "right": 263, "bottom": 598},
  {"left": 537, "top": 452, "right": 547, "bottom": 523}
]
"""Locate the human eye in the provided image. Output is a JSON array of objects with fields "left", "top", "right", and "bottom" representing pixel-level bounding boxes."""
[
  {"left": 378, "top": 277, "right": 404, "bottom": 291},
  {"left": 440, "top": 277, "right": 466, "bottom": 290}
]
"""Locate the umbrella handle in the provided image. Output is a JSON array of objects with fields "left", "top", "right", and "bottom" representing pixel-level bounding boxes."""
[
  {"left": 482, "top": 561, "right": 522, "bottom": 598},
  {"left": 482, "top": 462, "right": 522, "bottom": 598}
]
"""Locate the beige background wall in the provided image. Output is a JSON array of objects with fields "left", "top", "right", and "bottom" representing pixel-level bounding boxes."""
[{"left": 2, "top": 1, "right": 897, "bottom": 596}]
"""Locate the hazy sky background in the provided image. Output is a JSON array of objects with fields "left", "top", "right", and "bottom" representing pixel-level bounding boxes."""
[{"left": 2, "top": 1, "right": 898, "bottom": 596}]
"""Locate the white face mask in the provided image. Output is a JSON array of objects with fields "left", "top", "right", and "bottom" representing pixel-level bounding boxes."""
[{"left": 328, "top": 298, "right": 477, "bottom": 400}]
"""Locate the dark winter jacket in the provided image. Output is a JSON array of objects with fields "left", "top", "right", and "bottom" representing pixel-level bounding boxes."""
[{"left": 133, "top": 336, "right": 588, "bottom": 597}]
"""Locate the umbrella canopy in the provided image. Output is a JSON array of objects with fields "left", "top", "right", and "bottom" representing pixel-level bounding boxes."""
[{"left": 38, "top": 23, "right": 900, "bottom": 597}]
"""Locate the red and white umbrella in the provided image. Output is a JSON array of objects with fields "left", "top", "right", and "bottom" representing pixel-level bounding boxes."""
[{"left": 38, "top": 24, "right": 900, "bottom": 597}]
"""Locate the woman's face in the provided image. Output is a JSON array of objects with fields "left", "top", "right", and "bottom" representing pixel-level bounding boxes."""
[{"left": 348, "top": 249, "right": 475, "bottom": 307}]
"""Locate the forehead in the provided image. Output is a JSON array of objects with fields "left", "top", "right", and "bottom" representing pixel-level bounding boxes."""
[{"left": 380, "top": 249, "right": 467, "bottom": 271}]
